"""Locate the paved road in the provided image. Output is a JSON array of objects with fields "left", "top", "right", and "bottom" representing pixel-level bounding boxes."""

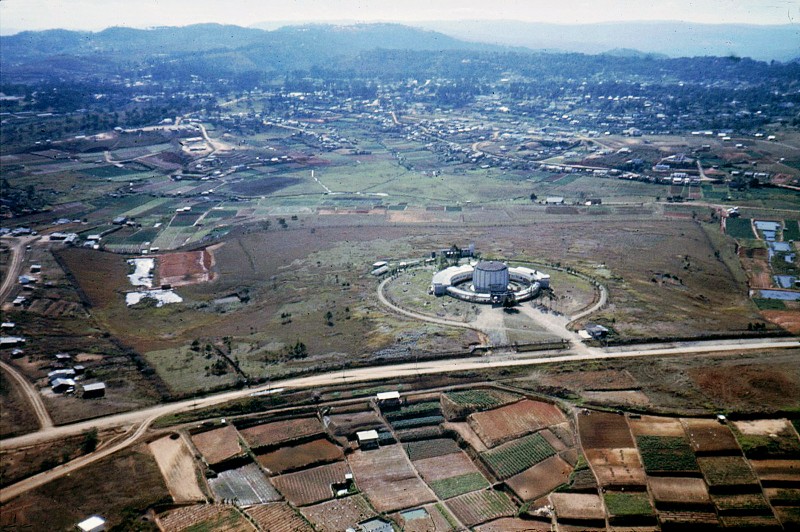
[{"left": 2, "top": 336, "right": 798, "bottom": 502}]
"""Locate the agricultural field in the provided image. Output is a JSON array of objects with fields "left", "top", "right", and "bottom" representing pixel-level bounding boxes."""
[
  {"left": 391, "top": 504, "right": 458, "bottom": 532},
  {"left": 441, "top": 389, "right": 520, "bottom": 420},
  {"left": 732, "top": 419, "right": 800, "bottom": 458},
  {"left": 403, "top": 438, "right": 461, "bottom": 461},
  {"left": 697, "top": 455, "right": 760, "bottom": 489},
  {"left": 635, "top": 435, "right": 699, "bottom": 474},
  {"left": 578, "top": 410, "right": 634, "bottom": 449},
  {"left": 505, "top": 454, "right": 573, "bottom": 502},
  {"left": 445, "top": 490, "right": 517, "bottom": 528},
  {"left": 255, "top": 437, "right": 343, "bottom": 474},
  {"left": 603, "top": 490, "right": 655, "bottom": 523},
  {"left": 584, "top": 448, "right": 646, "bottom": 487},
  {"left": 649, "top": 477, "right": 712, "bottom": 508},
  {"left": 238, "top": 417, "right": 324, "bottom": 450},
  {"left": 243, "top": 503, "right": 312, "bottom": 532},
  {"left": 467, "top": 399, "right": 567, "bottom": 447},
  {"left": 148, "top": 435, "right": 206, "bottom": 502},
  {"left": 191, "top": 425, "right": 244, "bottom": 466},
  {"left": 157, "top": 504, "right": 256, "bottom": 531},
  {"left": 480, "top": 432, "right": 556, "bottom": 479},
  {"left": 682, "top": 418, "right": 742, "bottom": 454},
  {"left": 299, "top": 494, "right": 377, "bottom": 532},
  {"left": 549, "top": 493, "right": 606, "bottom": 523},
  {"left": 348, "top": 444, "right": 435, "bottom": 513},
  {"left": 208, "top": 462, "right": 282, "bottom": 505},
  {"left": 272, "top": 460, "right": 351, "bottom": 506}
]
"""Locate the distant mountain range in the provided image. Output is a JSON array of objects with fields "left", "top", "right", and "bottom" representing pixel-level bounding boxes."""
[
  {"left": 2, "top": 21, "right": 797, "bottom": 83},
  {"left": 413, "top": 20, "right": 799, "bottom": 62}
]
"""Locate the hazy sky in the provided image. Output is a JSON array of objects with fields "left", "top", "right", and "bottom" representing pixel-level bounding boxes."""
[{"left": 1, "top": 0, "right": 798, "bottom": 33}]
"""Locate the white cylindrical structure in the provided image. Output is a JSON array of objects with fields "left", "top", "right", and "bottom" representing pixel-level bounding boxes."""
[{"left": 472, "top": 261, "right": 509, "bottom": 293}]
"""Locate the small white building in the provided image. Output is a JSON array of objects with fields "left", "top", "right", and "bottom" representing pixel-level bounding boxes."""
[
  {"left": 376, "top": 391, "right": 401, "bottom": 406},
  {"left": 356, "top": 430, "right": 379, "bottom": 449},
  {"left": 77, "top": 515, "right": 106, "bottom": 532}
]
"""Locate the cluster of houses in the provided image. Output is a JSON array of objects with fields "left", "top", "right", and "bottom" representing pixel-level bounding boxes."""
[{"left": 46, "top": 353, "right": 105, "bottom": 398}]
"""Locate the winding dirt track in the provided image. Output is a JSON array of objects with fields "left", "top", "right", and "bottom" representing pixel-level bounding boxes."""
[{"left": 0, "top": 360, "right": 52, "bottom": 429}]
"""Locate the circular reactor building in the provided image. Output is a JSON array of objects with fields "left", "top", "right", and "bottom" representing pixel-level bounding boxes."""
[{"left": 472, "top": 261, "right": 510, "bottom": 294}]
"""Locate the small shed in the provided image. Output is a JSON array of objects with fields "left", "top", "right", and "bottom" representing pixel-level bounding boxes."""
[
  {"left": 584, "top": 323, "right": 609, "bottom": 339},
  {"left": 376, "top": 391, "right": 401, "bottom": 407},
  {"left": 545, "top": 196, "right": 565, "bottom": 205},
  {"left": 52, "top": 378, "right": 76, "bottom": 393},
  {"left": 82, "top": 382, "right": 106, "bottom": 399},
  {"left": 77, "top": 515, "right": 106, "bottom": 532},
  {"left": 356, "top": 430, "right": 379, "bottom": 450}
]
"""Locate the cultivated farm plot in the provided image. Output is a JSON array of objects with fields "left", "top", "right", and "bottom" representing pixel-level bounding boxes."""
[
  {"left": 391, "top": 504, "right": 458, "bottom": 532},
  {"left": 649, "top": 477, "right": 712, "bottom": 508},
  {"left": 505, "top": 454, "right": 573, "bottom": 502},
  {"left": 244, "top": 503, "right": 313, "bottom": 532},
  {"left": 404, "top": 438, "right": 461, "bottom": 461},
  {"left": 749, "top": 459, "right": 800, "bottom": 485},
  {"left": 299, "top": 494, "right": 377, "bottom": 532},
  {"left": 272, "top": 460, "right": 350, "bottom": 507},
  {"left": 446, "top": 490, "right": 517, "bottom": 528},
  {"left": 413, "top": 451, "right": 489, "bottom": 499},
  {"left": 578, "top": 411, "right": 634, "bottom": 448},
  {"left": 148, "top": 435, "right": 206, "bottom": 503},
  {"left": 711, "top": 492, "right": 772, "bottom": 513},
  {"left": 549, "top": 492, "right": 605, "bottom": 522},
  {"left": 474, "top": 518, "right": 552, "bottom": 531},
  {"left": 440, "top": 389, "right": 520, "bottom": 420},
  {"left": 348, "top": 445, "right": 435, "bottom": 513},
  {"left": 584, "top": 448, "right": 646, "bottom": 487},
  {"left": 697, "top": 456, "right": 760, "bottom": 489},
  {"left": 324, "top": 410, "right": 385, "bottom": 437},
  {"left": 635, "top": 435, "right": 699, "bottom": 474},
  {"left": 157, "top": 504, "right": 255, "bottom": 531},
  {"left": 255, "top": 438, "right": 343, "bottom": 474},
  {"left": 682, "top": 418, "right": 741, "bottom": 454},
  {"left": 467, "top": 399, "right": 567, "bottom": 448},
  {"left": 628, "top": 415, "right": 686, "bottom": 437},
  {"left": 191, "top": 425, "right": 244, "bottom": 465},
  {"left": 480, "top": 432, "right": 556, "bottom": 480},
  {"left": 208, "top": 463, "right": 282, "bottom": 506}
]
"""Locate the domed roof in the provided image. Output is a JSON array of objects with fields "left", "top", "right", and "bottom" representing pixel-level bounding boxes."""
[{"left": 475, "top": 260, "right": 507, "bottom": 272}]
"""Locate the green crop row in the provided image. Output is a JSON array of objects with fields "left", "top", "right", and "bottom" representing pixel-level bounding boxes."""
[
  {"left": 481, "top": 433, "right": 555, "bottom": 479},
  {"left": 429, "top": 472, "right": 489, "bottom": 499},
  {"left": 636, "top": 436, "right": 698, "bottom": 472}
]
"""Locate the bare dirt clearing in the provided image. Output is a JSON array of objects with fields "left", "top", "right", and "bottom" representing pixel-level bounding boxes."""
[
  {"left": 191, "top": 425, "right": 244, "bottom": 465},
  {"left": 148, "top": 435, "right": 206, "bottom": 502}
]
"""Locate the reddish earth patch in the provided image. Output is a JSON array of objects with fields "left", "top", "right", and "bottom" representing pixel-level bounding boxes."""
[
  {"left": 348, "top": 445, "right": 435, "bottom": 513},
  {"left": 475, "top": 518, "right": 552, "bottom": 531},
  {"left": 578, "top": 411, "right": 634, "bottom": 449},
  {"left": 689, "top": 365, "right": 800, "bottom": 411},
  {"left": 506, "top": 454, "right": 573, "bottom": 502},
  {"left": 750, "top": 459, "right": 800, "bottom": 484},
  {"left": 157, "top": 245, "right": 218, "bottom": 287},
  {"left": 255, "top": 438, "right": 343, "bottom": 475},
  {"left": 682, "top": 418, "right": 741, "bottom": 454},
  {"left": 272, "top": 461, "right": 351, "bottom": 507},
  {"left": 190, "top": 425, "right": 244, "bottom": 465},
  {"left": 762, "top": 310, "right": 800, "bottom": 334},
  {"left": 468, "top": 399, "right": 567, "bottom": 448},
  {"left": 239, "top": 417, "right": 323, "bottom": 449}
]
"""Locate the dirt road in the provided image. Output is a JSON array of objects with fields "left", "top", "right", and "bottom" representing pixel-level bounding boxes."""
[
  {"left": 0, "top": 235, "right": 37, "bottom": 303},
  {"left": 0, "top": 360, "right": 52, "bottom": 429}
]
